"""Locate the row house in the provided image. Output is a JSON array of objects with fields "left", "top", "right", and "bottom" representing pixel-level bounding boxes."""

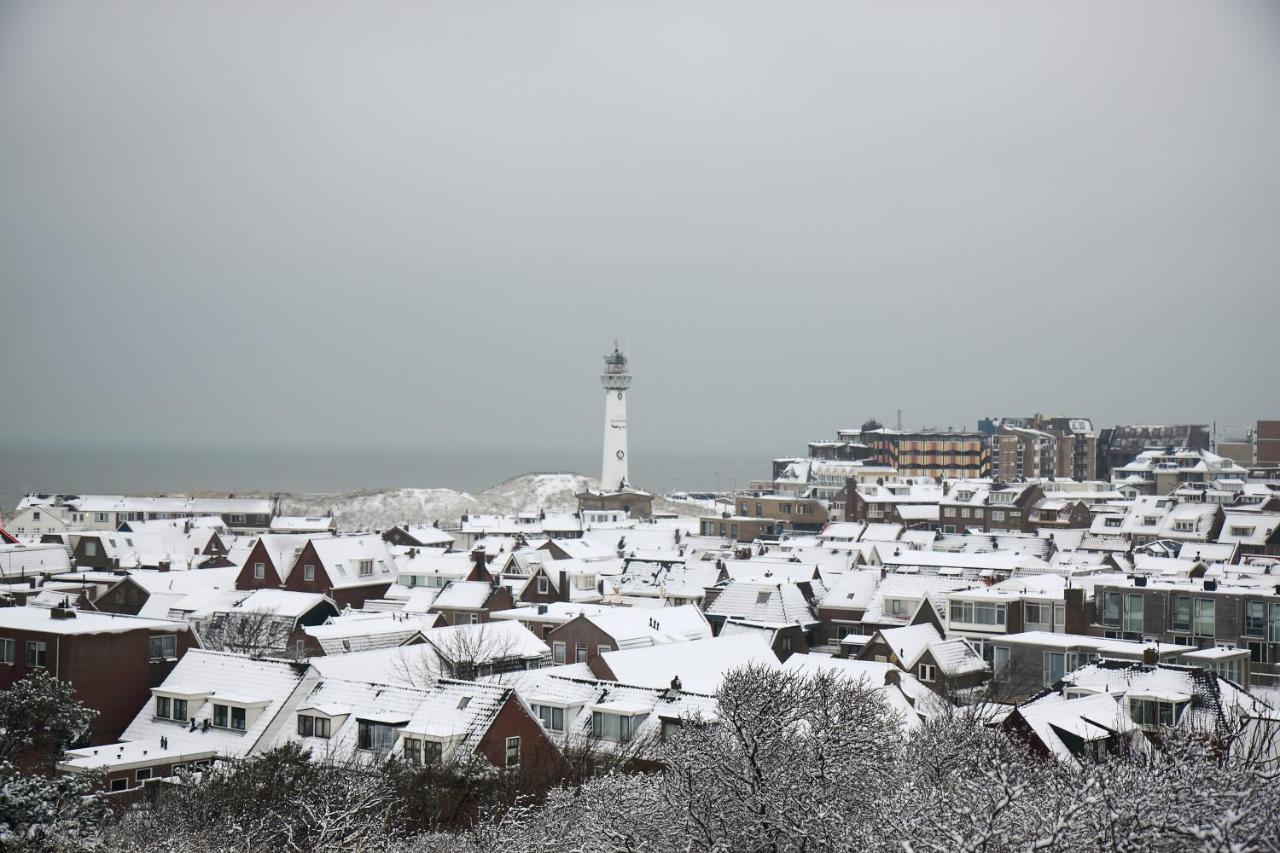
[
  {"left": 59, "top": 648, "right": 559, "bottom": 792},
  {"left": 843, "top": 481, "right": 944, "bottom": 526},
  {"left": 0, "top": 606, "right": 198, "bottom": 744},
  {"left": 501, "top": 668, "right": 720, "bottom": 756},
  {"left": 1091, "top": 576, "right": 1280, "bottom": 671},
  {"left": 6, "top": 495, "right": 276, "bottom": 537},
  {"left": 985, "top": 632, "right": 1187, "bottom": 703},
  {"left": 939, "top": 483, "right": 1043, "bottom": 535}
]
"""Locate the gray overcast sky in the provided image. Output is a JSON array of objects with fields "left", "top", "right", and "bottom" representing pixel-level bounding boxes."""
[{"left": 2, "top": 0, "right": 1279, "bottom": 480}]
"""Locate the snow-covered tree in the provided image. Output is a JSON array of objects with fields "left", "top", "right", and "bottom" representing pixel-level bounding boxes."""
[
  {"left": 0, "top": 761, "right": 107, "bottom": 852},
  {"left": 0, "top": 670, "right": 97, "bottom": 767}
]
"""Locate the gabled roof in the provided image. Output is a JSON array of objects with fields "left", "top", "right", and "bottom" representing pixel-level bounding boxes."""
[
  {"left": 120, "top": 650, "right": 313, "bottom": 758},
  {"left": 704, "top": 579, "right": 821, "bottom": 625},
  {"left": 1010, "top": 692, "right": 1135, "bottom": 763},
  {"left": 304, "top": 535, "right": 398, "bottom": 588}
]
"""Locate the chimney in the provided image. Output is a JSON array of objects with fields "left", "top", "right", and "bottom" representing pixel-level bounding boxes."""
[
  {"left": 558, "top": 570, "right": 570, "bottom": 603},
  {"left": 50, "top": 607, "right": 76, "bottom": 620},
  {"left": 537, "top": 604, "right": 548, "bottom": 615},
  {"left": 1134, "top": 576, "right": 1147, "bottom": 587},
  {"left": 1203, "top": 579, "right": 1217, "bottom": 592},
  {"left": 669, "top": 675, "right": 682, "bottom": 694},
  {"left": 1141, "top": 646, "right": 1158, "bottom": 666},
  {"left": 158, "top": 561, "right": 171, "bottom": 573}
]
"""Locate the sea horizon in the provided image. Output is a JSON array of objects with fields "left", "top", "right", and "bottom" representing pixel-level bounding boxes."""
[{"left": 0, "top": 439, "right": 764, "bottom": 513}]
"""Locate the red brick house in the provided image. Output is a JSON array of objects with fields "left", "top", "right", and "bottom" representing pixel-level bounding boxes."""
[{"left": 0, "top": 606, "right": 198, "bottom": 743}]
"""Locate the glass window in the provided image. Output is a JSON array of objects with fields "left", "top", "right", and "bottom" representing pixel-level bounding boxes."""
[
  {"left": 213, "top": 704, "right": 229, "bottom": 728},
  {"left": 552, "top": 642, "right": 565, "bottom": 665},
  {"left": 1171, "top": 597, "right": 1191, "bottom": 632},
  {"left": 1043, "top": 651, "right": 1066, "bottom": 687},
  {"left": 536, "top": 704, "right": 565, "bottom": 732},
  {"left": 304, "top": 565, "right": 315, "bottom": 582},
  {"left": 173, "top": 698, "right": 188, "bottom": 722},
  {"left": 357, "top": 721, "right": 396, "bottom": 754},
  {"left": 230, "top": 706, "right": 246, "bottom": 731},
  {"left": 1245, "top": 601, "right": 1265, "bottom": 636},
  {"left": 1122, "top": 594, "right": 1143, "bottom": 634},
  {"left": 0, "top": 638, "right": 14, "bottom": 664},
  {"left": 253, "top": 562, "right": 265, "bottom": 580},
  {"left": 403, "top": 737, "right": 422, "bottom": 765},
  {"left": 149, "top": 634, "right": 177, "bottom": 661},
  {"left": 505, "top": 736, "right": 520, "bottom": 767},
  {"left": 1267, "top": 604, "right": 1280, "bottom": 643},
  {"left": 26, "top": 641, "right": 47, "bottom": 668},
  {"left": 156, "top": 696, "right": 171, "bottom": 719},
  {"left": 1103, "top": 592, "right": 1121, "bottom": 627},
  {"left": 1194, "top": 599, "right": 1215, "bottom": 637},
  {"left": 993, "top": 646, "right": 1010, "bottom": 677}
]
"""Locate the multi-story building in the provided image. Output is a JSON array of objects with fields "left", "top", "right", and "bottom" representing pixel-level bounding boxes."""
[
  {"left": 1096, "top": 424, "right": 1210, "bottom": 480},
  {"left": 982, "top": 416, "right": 1096, "bottom": 481},
  {"left": 1090, "top": 575, "right": 1280, "bottom": 675},
  {"left": 730, "top": 494, "right": 829, "bottom": 533},
  {"left": 833, "top": 427, "right": 990, "bottom": 480},
  {"left": 1258, "top": 420, "right": 1280, "bottom": 465},
  {"left": 1111, "top": 448, "right": 1249, "bottom": 496}
]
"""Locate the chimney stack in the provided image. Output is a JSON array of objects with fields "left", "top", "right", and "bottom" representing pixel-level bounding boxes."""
[{"left": 558, "top": 570, "right": 570, "bottom": 603}]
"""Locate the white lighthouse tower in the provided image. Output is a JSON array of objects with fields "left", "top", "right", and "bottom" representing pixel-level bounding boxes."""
[{"left": 600, "top": 343, "right": 631, "bottom": 490}]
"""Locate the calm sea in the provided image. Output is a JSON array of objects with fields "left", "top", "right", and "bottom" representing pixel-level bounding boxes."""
[{"left": 0, "top": 441, "right": 764, "bottom": 512}]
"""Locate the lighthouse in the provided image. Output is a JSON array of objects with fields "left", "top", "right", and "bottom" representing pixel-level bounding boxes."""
[{"left": 600, "top": 344, "right": 631, "bottom": 490}]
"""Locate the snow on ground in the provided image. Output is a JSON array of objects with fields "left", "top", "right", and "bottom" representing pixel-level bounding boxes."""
[{"left": 281, "top": 473, "right": 709, "bottom": 531}]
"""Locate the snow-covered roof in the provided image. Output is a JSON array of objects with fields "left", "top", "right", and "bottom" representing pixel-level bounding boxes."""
[
  {"left": 819, "top": 569, "right": 881, "bottom": 611},
  {"left": 704, "top": 579, "right": 821, "bottom": 625},
  {"left": 580, "top": 603, "right": 712, "bottom": 649},
  {"left": 0, "top": 605, "right": 187, "bottom": 635},
  {"left": 0, "top": 542, "right": 73, "bottom": 578},
  {"left": 597, "top": 634, "right": 779, "bottom": 694},
  {"left": 1012, "top": 692, "right": 1136, "bottom": 763},
  {"left": 121, "top": 650, "right": 312, "bottom": 758}
]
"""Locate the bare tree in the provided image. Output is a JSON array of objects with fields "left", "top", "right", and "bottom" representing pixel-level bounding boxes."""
[{"left": 199, "top": 608, "right": 291, "bottom": 658}]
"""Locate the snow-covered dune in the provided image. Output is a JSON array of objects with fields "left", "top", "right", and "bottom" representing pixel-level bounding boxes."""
[{"left": 280, "top": 472, "right": 709, "bottom": 531}]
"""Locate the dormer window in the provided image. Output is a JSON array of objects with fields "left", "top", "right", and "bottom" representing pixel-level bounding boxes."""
[
  {"left": 1229, "top": 526, "right": 1256, "bottom": 537},
  {"left": 357, "top": 720, "right": 400, "bottom": 754},
  {"left": 297, "top": 715, "right": 332, "bottom": 738},
  {"left": 213, "top": 704, "right": 246, "bottom": 731},
  {"left": 533, "top": 704, "right": 566, "bottom": 732},
  {"left": 358, "top": 559, "right": 374, "bottom": 577},
  {"left": 402, "top": 737, "right": 442, "bottom": 766},
  {"left": 592, "top": 710, "right": 646, "bottom": 742},
  {"left": 991, "top": 492, "right": 1014, "bottom": 505},
  {"left": 1173, "top": 520, "right": 1194, "bottom": 533},
  {"left": 956, "top": 491, "right": 974, "bottom": 502},
  {"left": 1129, "top": 695, "right": 1188, "bottom": 728}
]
